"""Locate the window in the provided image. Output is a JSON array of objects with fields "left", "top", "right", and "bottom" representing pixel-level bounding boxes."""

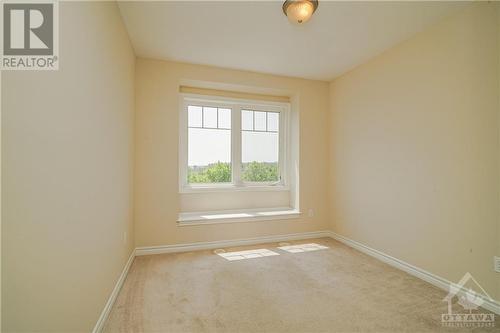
[
  {"left": 187, "top": 106, "right": 231, "bottom": 184},
  {"left": 241, "top": 110, "right": 279, "bottom": 182},
  {"left": 179, "top": 94, "right": 289, "bottom": 192}
]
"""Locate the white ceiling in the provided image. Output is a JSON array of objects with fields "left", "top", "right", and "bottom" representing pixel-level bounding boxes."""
[{"left": 118, "top": 1, "right": 469, "bottom": 81}]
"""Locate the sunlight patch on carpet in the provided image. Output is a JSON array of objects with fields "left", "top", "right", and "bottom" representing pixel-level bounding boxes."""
[
  {"left": 278, "top": 243, "right": 329, "bottom": 253},
  {"left": 217, "top": 248, "right": 280, "bottom": 261}
]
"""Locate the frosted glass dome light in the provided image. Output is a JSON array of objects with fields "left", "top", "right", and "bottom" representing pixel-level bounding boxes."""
[{"left": 282, "top": 0, "right": 318, "bottom": 25}]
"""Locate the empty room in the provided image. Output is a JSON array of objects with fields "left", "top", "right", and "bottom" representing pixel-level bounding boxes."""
[{"left": 2, "top": 0, "right": 500, "bottom": 332}]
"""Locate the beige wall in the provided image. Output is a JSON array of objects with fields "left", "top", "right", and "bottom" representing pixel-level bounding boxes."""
[
  {"left": 329, "top": 3, "right": 500, "bottom": 300},
  {"left": 180, "top": 191, "right": 291, "bottom": 213},
  {"left": 135, "top": 59, "right": 329, "bottom": 247},
  {"left": 1, "top": 2, "right": 135, "bottom": 332}
]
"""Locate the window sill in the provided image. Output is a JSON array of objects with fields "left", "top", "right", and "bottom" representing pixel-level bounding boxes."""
[
  {"left": 177, "top": 207, "right": 301, "bottom": 226},
  {"left": 179, "top": 184, "right": 289, "bottom": 194}
]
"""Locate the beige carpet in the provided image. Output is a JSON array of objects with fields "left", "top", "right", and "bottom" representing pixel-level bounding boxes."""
[{"left": 104, "top": 238, "right": 499, "bottom": 332}]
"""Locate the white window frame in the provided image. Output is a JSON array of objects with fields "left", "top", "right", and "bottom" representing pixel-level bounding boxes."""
[{"left": 179, "top": 93, "right": 290, "bottom": 193}]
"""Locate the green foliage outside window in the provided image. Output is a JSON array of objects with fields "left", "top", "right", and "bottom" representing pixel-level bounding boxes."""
[
  {"left": 188, "top": 161, "right": 278, "bottom": 183},
  {"left": 188, "top": 162, "right": 231, "bottom": 183},
  {"left": 241, "top": 161, "right": 279, "bottom": 182}
]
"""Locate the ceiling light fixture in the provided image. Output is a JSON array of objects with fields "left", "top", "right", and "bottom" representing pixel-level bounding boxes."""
[{"left": 282, "top": 0, "right": 318, "bottom": 25}]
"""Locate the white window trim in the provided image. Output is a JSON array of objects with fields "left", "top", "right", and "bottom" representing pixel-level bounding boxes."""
[{"left": 179, "top": 93, "right": 290, "bottom": 193}]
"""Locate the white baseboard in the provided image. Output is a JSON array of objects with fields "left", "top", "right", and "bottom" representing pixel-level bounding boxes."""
[
  {"left": 135, "top": 230, "right": 331, "bottom": 256},
  {"left": 92, "top": 249, "right": 136, "bottom": 333},
  {"left": 329, "top": 231, "right": 500, "bottom": 315}
]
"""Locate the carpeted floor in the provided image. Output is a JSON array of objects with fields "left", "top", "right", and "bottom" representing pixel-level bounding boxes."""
[{"left": 104, "top": 238, "right": 499, "bottom": 332}]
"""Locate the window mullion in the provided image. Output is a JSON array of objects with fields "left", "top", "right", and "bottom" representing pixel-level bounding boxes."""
[{"left": 232, "top": 105, "right": 242, "bottom": 186}]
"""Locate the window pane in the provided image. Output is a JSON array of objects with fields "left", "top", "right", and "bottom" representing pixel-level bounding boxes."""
[
  {"left": 188, "top": 128, "right": 231, "bottom": 183},
  {"left": 242, "top": 110, "right": 253, "bottom": 130},
  {"left": 218, "top": 108, "right": 231, "bottom": 129},
  {"left": 241, "top": 131, "right": 279, "bottom": 182},
  {"left": 188, "top": 106, "right": 202, "bottom": 127},
  {"left": 268, "top": 112, "right": 279, "bottom": 132},
  {"left": 203, "top": 107, "right": 218, "bottom": 128},
  {"left": 254, "top": 111, "right": 266, "bottom": 131}
]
